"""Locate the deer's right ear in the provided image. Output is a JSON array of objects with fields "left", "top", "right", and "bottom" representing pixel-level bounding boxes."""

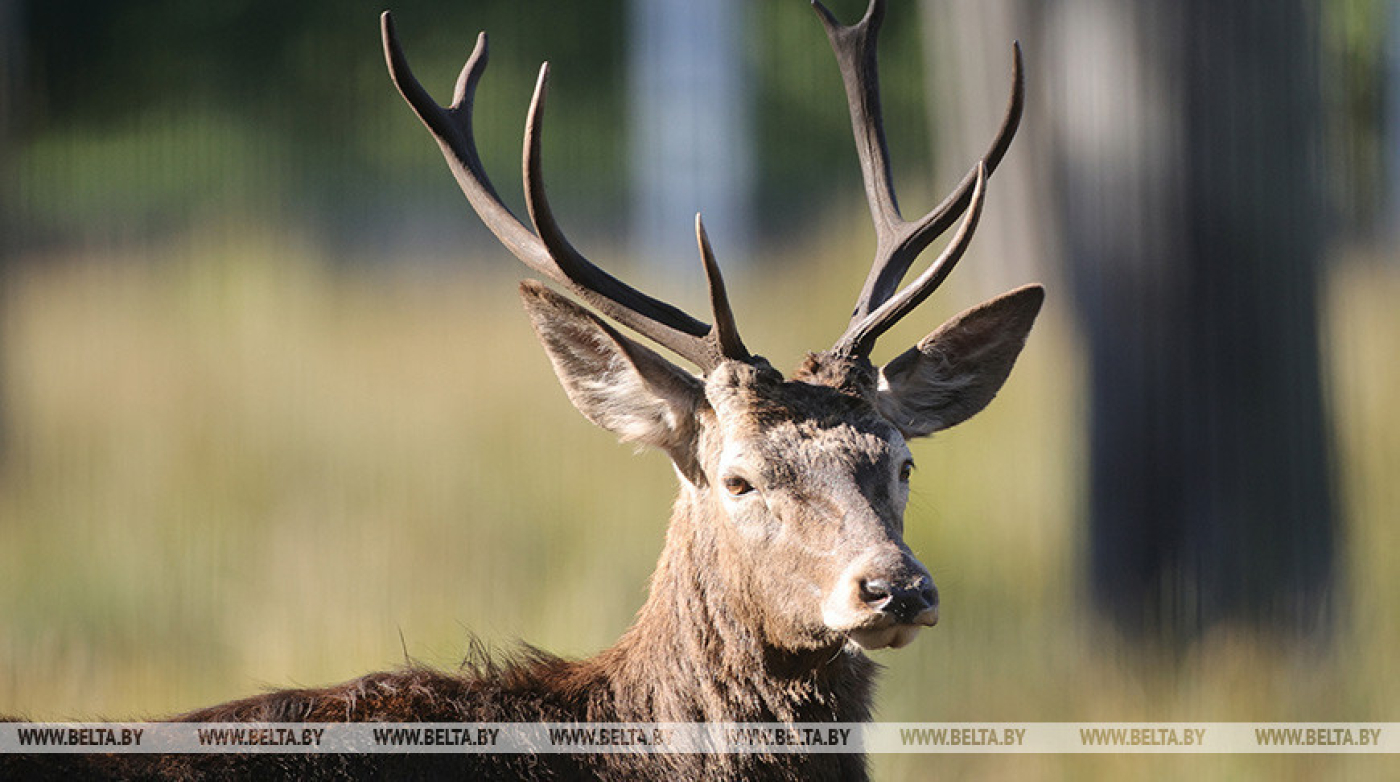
[{"left": 520, "top": 281, "right": 706, "bottom": 473}]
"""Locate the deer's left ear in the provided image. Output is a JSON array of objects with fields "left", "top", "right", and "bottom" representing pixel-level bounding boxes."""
[{"left": 875, "top": 284, "right": 1044, "bottom": 438}]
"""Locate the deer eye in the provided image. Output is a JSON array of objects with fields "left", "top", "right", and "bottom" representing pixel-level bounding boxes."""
[
  {"left": 723, "top": 476, "right": 755, "bottom": 497},
  {"left": 898, "top": 460, "right": 915, "bottom": 482}
]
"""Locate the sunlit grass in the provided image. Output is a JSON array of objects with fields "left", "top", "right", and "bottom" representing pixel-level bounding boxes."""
[{"left": 0, "top": 229, "right": 1395, "bottom": 780}]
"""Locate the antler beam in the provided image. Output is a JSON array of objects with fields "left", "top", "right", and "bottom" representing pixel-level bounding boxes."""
[
  {"left": 813, "top": 0, "right": 1024, "bottom": 358},
  {"left": 381, "top": 12, "right": 748, "bottom": 372}
]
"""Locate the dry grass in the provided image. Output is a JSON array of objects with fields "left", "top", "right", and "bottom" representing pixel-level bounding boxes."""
[{"left": 1, "top": 229, "right": 1395, "bottom": 780}]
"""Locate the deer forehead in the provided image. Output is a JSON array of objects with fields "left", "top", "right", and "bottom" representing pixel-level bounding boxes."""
[
  {"left": 702, "top": 367, "right": 911, "bottom": 487},
  {"left": 721, "top": 416, "right": 906, "bottom": 465}
]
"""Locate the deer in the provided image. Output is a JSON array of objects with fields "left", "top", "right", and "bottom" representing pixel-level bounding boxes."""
[{"left": 3, "top": 1, "right": 1039, "bottom": 779}]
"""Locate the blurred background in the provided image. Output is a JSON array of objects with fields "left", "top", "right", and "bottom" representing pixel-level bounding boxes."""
[{"left": 1, "top": 0, "right": 1396, "bottom": 778}]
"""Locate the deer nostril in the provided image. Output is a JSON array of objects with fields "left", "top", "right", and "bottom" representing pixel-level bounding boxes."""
[
  {"left": 859, "top": 578, "right": 893, "bottom": 608},
  {"left": 858, "top": 577, "right": 937, "bottom": 622},
  {"left": 855, "top": 576, "right": 937, "bottom": 623}
]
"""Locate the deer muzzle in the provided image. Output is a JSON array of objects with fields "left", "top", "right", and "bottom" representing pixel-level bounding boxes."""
[{"left": 821, "top": 547, "right": 939, "bottom": 650}]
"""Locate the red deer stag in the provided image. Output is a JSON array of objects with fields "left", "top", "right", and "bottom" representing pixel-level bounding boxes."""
[{"left": 4, "top": 1, "right": 1039, "bottom": 779}]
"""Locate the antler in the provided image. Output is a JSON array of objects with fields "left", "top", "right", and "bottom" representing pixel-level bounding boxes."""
[
  {"left": 381, "top": 12, "right": 748, "bottom": 372},
  {"left": 812, "top": 0, "right": 1024, "bottom": 359}
]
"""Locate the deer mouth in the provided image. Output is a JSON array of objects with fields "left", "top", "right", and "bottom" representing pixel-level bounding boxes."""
[
  {"left": 847, "top": 623, "right": 925, "bottom": 650},
  {"left": 831, "top": 602, "right": 940, "bottom": 651}
]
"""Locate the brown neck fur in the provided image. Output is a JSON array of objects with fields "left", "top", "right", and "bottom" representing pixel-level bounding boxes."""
[{"left": 591, "top": 487, "right": 876, "bottom": 725}]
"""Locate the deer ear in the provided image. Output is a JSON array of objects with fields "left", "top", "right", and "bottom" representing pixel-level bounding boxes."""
[
  {"left": 875, "top": 284, "right": 1043, "bottom": 438},
  {"left": 519, "top": 281, "right": 706, "bottom": 470}
]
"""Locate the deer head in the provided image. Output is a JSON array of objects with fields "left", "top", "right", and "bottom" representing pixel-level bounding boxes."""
[{"left": 380, "top": 0, "right": 1041, "bottom": 655}]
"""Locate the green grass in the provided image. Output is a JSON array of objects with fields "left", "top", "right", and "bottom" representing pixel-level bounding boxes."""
[{"left": 1, "top": 229, "right": 1396, "bottom": 780}]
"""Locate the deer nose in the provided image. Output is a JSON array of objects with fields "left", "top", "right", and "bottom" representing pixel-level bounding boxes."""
[
  {"left": 822, "top": 548, "right": 940, "bottom": 636},
  {"left": 859, "top": 578, "right": 938, "bottom": 624}
]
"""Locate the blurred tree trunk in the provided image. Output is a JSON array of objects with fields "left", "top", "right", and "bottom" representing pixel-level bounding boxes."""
[
  {"left": 1057, "top": 0, "right": 1334, "bottom": 642},
  {"left": 928, "top": 0, "right": 1335, "bottom": 642}
]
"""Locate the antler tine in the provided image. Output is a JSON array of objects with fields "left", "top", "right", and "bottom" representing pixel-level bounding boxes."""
[
  {"left": 813, "top": 0, "right": 1024, "bottom": 353},
  {"left": 521, "top": 63, "right": 741, "bottom": 367},
  {"left": 851, "top": 43, "right": 1024, "bottom": 324},
  {"left": 834, "top": 164, "right": 987, "bottom": 358},
  {"left": 916, "top": 42, "right": 1023, "bottom": 247},
  {"left": 694, "top": 214, "right": 749, "bottom": 362},
  {"left": 381, "top": 11, "right": 747, "bottom": 373},
  {"left": 382, "top": 13, "right": 543, "bottom": 269}
]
